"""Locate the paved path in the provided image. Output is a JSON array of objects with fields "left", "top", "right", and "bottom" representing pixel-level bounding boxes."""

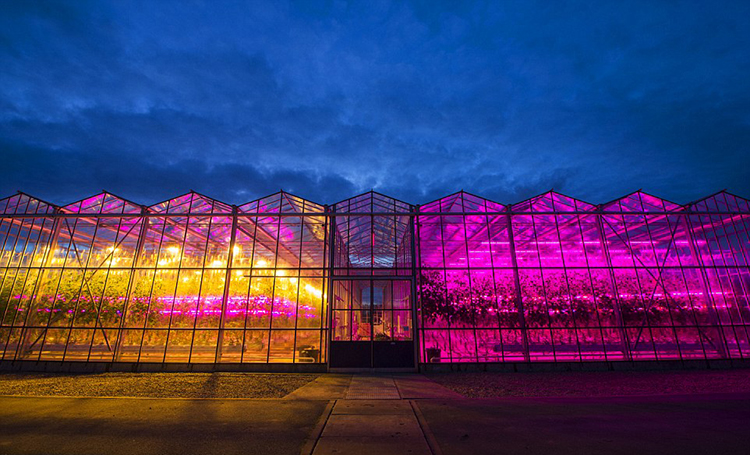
[
  {"left": 417, "top": 392, "right": 750, "bottom": 455},
  {"left": 0, "top": 396, "right": 328, "bottom": 455},
  {"left": 304, "top": 374, "right": 459, "bottom": 455},
  {"left": 4, "top": 374, "right": 750, "bottom": 455}
]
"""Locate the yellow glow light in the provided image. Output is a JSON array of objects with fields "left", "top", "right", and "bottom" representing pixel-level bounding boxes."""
[
  {"left": 211, "top": 260, "right": 224, "bottom": 268},
  {"left": 276, "top": 270, "right": 286, "bottom": 277},
  {"left": 233, "top": 246, "right": 240, "bottom": 255},
  {"left": 305, "top": 284, "right": 322, "bottom": 298},
  {"left": 167, "top": 246, "right": 180, "bottom": 255},
  {"left": 157, "top": 259, "right": 168, "bottom": 266},
  {"left": 256, "top": 259, "right": 268, "bottom": 267}
]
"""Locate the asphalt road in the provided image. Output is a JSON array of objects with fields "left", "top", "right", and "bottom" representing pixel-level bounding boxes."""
[{"left": 0, "top": 397, "right": 328, "bottom": 455}]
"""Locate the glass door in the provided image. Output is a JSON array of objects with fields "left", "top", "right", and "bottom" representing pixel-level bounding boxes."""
[{"left": 329, "top": 279, "right": 414, "bottom": 368}]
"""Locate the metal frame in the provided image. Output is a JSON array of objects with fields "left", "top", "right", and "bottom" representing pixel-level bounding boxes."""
[{"left": 0, "top": 189, "right": 749, "bottom": 367}]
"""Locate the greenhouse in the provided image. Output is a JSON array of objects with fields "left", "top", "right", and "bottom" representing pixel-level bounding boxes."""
[{"left": 1, "top": 189, "right": 749, "bottom": 370}]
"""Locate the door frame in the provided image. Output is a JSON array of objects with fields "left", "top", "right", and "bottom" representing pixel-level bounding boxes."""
[{"left": 327, "top": 276, "right": 418, "bottom": 371}]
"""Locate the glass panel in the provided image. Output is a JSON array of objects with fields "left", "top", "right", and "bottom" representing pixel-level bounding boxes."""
[
  {"left": 268, "top": 330, "right": 295, "bottom": 363},
  {"left": 295, "top": 330, "right": 323, "bottom": 363},
  {"left": 190, "top": 330, "right": 218, "bottom": 363},
  {"left": 242, "top": 330, "right": 269, "bottom": 362}
]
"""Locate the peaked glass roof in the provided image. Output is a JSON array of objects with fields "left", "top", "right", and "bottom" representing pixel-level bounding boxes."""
[
  {"left": 512, "top": 191, "right": 596, "bottom": 212},
  {"left": 0, "top": 193, "right": 57, "bottom": 215},
  {"left": 239, "top": 191, "right": 324, "bottom": 214},
  {"left": 149, "top": 191, "right": 232, "bottom": 214},
  {"left": 63, "top": 192, "right": 142, "bottom": 214},
  {"left": 333, "top": 191, "right": 412, "bottom": 268}
]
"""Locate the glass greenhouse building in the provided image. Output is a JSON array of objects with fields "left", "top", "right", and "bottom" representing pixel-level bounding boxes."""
[{"left": 1, "top": 189, "right": 749, "bottom": 371}]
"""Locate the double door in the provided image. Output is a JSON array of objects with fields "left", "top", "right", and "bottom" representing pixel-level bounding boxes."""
[{"left": 329, "top": 279, "right": 415, "bottom": 368}]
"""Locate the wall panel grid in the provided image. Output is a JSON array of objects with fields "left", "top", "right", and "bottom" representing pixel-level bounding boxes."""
[
  {"left": 0, "top": 192, "right": 328, "bottom": 365},
  {"left": 1, "top": 189, "right": 749, "bottom": 366},
  {"left": 416, "top": 191, "right": 750, "bottom": 364}
]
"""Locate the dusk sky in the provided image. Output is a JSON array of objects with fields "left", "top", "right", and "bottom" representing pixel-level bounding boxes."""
[{"left": 1, "top": 1, "right": 749, "bottom": 207}]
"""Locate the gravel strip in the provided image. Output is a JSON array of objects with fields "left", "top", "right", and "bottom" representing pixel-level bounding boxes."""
[
  {"left": 0, "top": 372, "right": 319, "bottom": 398},
  {"left": 428, "top": 369, "right": 750, "bottom": 398}
]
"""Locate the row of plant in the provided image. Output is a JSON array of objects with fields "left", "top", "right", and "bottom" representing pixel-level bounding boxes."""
[{"left": 417, "top": 271, "right": 743, "bottom": 328}]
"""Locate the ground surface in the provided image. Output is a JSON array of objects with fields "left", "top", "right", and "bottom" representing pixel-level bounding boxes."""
[
  {"left": 428, "top": 368, "right": 750, "bottom": 397},
  {"left": 0, "top": 397, "right": 327, "bottom": 455},
  {"left": 2, "top": 371, "right": 750, "bottom": 455},
  {"left": 417, "top": 393, "right": 750, "bottom": 455},
  {"left": 0, "top": 372, "right": 319, "bottom": 398}
]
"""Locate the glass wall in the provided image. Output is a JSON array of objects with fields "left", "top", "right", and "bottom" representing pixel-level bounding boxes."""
[
  {"left": 330, "top": 192, "right": 414, "bottom": 343},
  {"left": 0, "top": 191, "right": 328, "bottom": 364},
  {"left": 1, "top": 188, "right": 748, "bottom": 366},
  {"left": 417, "top": 190, "right": 750, "bottom": 363}
]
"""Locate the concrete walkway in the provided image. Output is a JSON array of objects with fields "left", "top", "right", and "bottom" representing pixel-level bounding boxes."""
[
  {"left": 298, "top": 374, "right": 750, "bottom": 455},
  {"left": 301, "top": 374, "right": 461, "bottom": 455},
  {"left": 0, "top": 396, "right": 328, "bottom": 455},
  {"left": 4, "top": 374, "right": 750, "bottom": 455}
]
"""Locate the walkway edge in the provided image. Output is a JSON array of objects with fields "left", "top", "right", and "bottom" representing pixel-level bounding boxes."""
[
  {"left": 300, "top": 399, "right": 335, "bottom": 455},
  {"left": 410, "top": 399, "right": 444, "bottom": 455}
]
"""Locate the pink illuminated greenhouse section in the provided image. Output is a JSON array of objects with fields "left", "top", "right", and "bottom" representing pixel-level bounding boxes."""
[{"left": 417, "top": 191, "right": 750, "bottom": 363}]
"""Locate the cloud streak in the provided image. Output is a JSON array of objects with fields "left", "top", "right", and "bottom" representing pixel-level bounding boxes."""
[{"left": 1, "top": 0, "right": 749, "bottom": 206}]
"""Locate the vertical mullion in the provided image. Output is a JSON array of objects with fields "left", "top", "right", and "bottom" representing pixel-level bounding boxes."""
[
  {"left": 414, "top": 207, "right": 425, "bottom": 364},
  {"left": 136, "top": 211, "right": 169, "bottom": 364},
  {"left": 62, "top": 214, "right": 103, "bottom": 362},
  {"left": 187, "top": 212, "right": 214, "bottom": 364},
  {"left": 529, "top": 210, "right": 556, "bottom": 361},
  {"left": 240, "top": 211, "right": 261, "bottom": 363},
  {"left": 321, "top": 207, "right": 330, "bottom": 364},
  {"left": 506, "top": 212, "right": 530, "bottom": 362},
  {"left": 113, "top": 208, "right": 148, "bottom": 362},
  {"left": 13, "top": 212, "right": 66, "bottom": 360},
  {"left": 34, "top": 217, "right": 81, "bottom": 361},
  {"left": 617, "top": 204, "right": 658, "bottom": 359},
  {"left": 326, "top": 206, "right": 336, "bottom": 364},
  {"left": 698, "top": 200, "right": 744, "bottom": 356},
  {"left": 665, "top": 213, "right": 711, "bottom": 360},
  {"left": 5, "top": 205, "right": 56, "bottom": 359},
  {"left": 409, "top": 206, "right": 419, "bottom": 368},
  {"left": 215, "top": 207, "right": 238, "bottom": 363},
  {"left": 575, "top": 210, "right": 609, "bottom": 361},
  {"left": 719, "top": 195, "right": 750, "bottom": 353},
  {"left": 2, "top": 201, "right": 36, "bottom": 330},
  {"left": 437, "top": 200, "right": 453, "bottom": 362},
  {"left": 266, "top": 210, "right": 283, "bottom": 363},
  {"left": 459, "top": 196, "right": 480, "bottom": 363},
  {"left": 2, "top": 207, "right": 39, "bottom": 326},
  {"left": 483, "top": 203, "right": 504, "bottom": 362},
  {"left": 639, "top": 197, "right": 683, "bottom": 361},
  {"left": 86, "top": 212, "right": 128, "bottom": 362},
  {"left": 158, "top": 200, "right": 192, "bottom": 364},
  {"left": 595, "top": 212, "right": 632, "bottom": 360},
  {"left": 551, "top": 206, "right": 583, "bottom": 362},
  {"left": 291, "top": 205, "right": 305, "bottom": 364}
]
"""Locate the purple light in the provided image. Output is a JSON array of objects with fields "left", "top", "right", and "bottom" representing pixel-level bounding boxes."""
[{"left": 1, "top": 189, "right": 748, "bottom": 366}]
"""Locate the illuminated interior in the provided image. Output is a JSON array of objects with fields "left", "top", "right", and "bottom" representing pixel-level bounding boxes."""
[{"left": 0, "top": 189, "right": 748, "bottom": 366}]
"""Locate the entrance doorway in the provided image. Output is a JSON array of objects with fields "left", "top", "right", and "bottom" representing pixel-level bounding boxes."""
[{"left": 329, "top": 279, "right": 415, "bottom": 368}]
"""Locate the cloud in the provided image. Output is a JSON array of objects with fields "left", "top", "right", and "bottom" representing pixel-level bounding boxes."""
[{"left": 1, "top": 0, "right": 749, "bottom": 206}]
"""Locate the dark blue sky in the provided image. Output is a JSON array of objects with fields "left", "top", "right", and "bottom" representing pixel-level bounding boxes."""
[{"left": 1, "top": 1, "right": 749, "bottom": 207}]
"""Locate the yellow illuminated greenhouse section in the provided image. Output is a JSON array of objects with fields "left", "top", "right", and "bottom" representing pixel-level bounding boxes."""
[{"left": 0, "top": 191, "right": 328, "bottom": 368}]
